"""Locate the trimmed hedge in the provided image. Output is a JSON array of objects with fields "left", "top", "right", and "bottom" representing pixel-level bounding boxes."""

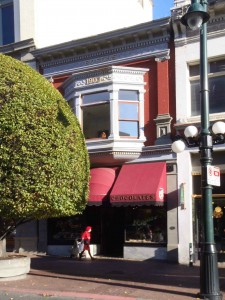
[{"left": 0, "top": 54, "right": 89, "bottom": 233}]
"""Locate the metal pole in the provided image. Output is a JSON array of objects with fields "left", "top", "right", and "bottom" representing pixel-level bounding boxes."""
[{"left": 198, "top": 1, "right": 222, "bottom": 298}]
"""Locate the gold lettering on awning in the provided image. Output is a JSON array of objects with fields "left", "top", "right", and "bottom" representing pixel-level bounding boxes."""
[{"left": 111, "top": 194, "right": 155, "bottom": 202}]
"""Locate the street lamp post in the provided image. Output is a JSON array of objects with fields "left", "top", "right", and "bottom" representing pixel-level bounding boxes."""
[{"left": 174, "top": 0, "right": 223, "bottom": 299}]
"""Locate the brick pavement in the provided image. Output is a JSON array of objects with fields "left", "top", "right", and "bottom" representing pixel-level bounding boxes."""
[{"left": 0, "top": 255, "right": 224, "bottom": 300}]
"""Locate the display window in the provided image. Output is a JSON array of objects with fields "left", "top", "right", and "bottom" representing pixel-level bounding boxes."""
[
  {"left": 47, "top": 207, "right": 101, "bottom": 245},
  {"left": 213, "top": 200, "right": 225, "bottom": 254},
  {"left": 124, "top": 206, "right": 167, "bottom": 244},
  {"left": 48, "top": 216, "right": 84, "bottom": 245}
]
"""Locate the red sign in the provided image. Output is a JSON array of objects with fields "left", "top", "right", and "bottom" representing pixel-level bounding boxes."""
[{"left": 207, "top": 166, "right": 220, "bottom": 186}]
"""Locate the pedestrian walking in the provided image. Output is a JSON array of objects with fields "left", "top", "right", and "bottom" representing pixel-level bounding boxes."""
[{"left": 79, "top": 226, "right": 94, "bottom": 260}]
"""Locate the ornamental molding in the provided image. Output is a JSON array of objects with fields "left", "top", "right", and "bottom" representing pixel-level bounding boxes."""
[
  {"left": 39, "top": 38, "right": 170, "bottom": 76},
  {"left": 42, "top": 36, "right": 169, "bottom": 68},
  {"left": 63, "top": 66, "right": 149, "bottom": 96},
  {"left": 173, "top": 8, "right": 225, "bottom": 45},
  {"left": 174, "top": 113, "right": 225, "bottom": 129}
]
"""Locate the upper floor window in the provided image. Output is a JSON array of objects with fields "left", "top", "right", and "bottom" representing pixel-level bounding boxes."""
[
  {"left": 118, "top": 90, "right": 139, "bottom": 137},
  {"left": 62, "top": 66, "right": 147, "bottom": 143},
  {"left": 190, "top": 59, "right": 225, "bottom": 116},
  {"left": 0, "top": 0, "right": 14, "bottom": 45},
  {"left": 81, "top": 91, "right": 110, "bottom": 139}
]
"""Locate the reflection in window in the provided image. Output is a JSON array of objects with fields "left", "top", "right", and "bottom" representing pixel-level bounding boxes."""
[
  {"left": 0, "top": 1, "right": 14, "bottom": 45},
  {"left": 125, "top": 207, "right": 167, "bottom": 244},
  {"left": 118, "top": 89, "right": 139, "bottom": 137},
  {"left": 82, "top": 91, "right": 110, "bottom": 139},
  {"left": 190, "top": 60, "right": 225, "bottom": 116},
  {"left": 119, "top": 90, "right": 139, "bottom": 101},
  {"left": 48, "top": 216, "right": 84, "bottom": 245}
]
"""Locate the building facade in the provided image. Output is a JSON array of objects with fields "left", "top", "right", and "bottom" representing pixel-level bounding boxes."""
[
  {"left": 4, "top": 0, "right": 225, "bottom": 265},
  {"left": 28, "top": 16, "right": 177, "bottom": 261},
  {"left": 172, "top": 0, "right": 225, "bottom": 264}
]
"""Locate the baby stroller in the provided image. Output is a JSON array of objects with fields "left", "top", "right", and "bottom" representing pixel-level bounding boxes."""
[{"left": 70, "top": 237, "right": 83, "bottom": 259}]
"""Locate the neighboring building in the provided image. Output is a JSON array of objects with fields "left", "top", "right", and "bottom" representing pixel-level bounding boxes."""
[
  {"left": 0, "top": 0, "right": 153, "bottom": 52},
  {"left": 30, "top": 16, "right": 177, "bottom": 261},
  {"left": 3, "top": 0, "right": 215, "bottom": 264},
  {"left": 172, "top": 0, "right": 225, "bottom": 264}
]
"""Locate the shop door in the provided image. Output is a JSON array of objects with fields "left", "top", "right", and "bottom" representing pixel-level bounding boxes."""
[
  {"left": 101, "top": 207, "right": 124, "bottom": 257},
  {"left": 193, "top": 174, "right": 225, "bottom": 262},
  {"left": 194, "top": 197, "right": 225, "bottom": 262}
]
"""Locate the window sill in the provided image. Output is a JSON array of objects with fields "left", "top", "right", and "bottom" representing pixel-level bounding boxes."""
[
  {"left": 86, "top": 137, "right": 146, "bottom": 166},
  {"left": 125, "top": 242, "right": 166, "bottom": 247},
  {"left": 175, "top": 112, "right": 225, "bottom": 129}
]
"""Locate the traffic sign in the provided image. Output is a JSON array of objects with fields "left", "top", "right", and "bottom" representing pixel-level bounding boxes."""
[{"left": 207, "top": 166, "right": 220, "bottom": 186}]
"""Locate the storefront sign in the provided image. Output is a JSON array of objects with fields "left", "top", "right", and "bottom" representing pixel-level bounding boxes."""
[
  {"left": 111, "top": 194, "right": 156, "bottom": 202},
  {"left": 207, "top": 165, "right": 220, "bottom": 186}
]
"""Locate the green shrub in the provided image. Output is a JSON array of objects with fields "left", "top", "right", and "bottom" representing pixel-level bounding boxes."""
[{"left": 0, "top": 54, "right": 90, "bottom": 239}]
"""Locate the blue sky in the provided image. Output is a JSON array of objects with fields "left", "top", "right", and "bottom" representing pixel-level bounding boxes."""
[{"left": 153, "top": 0, "right": 174, "bottom": 19}]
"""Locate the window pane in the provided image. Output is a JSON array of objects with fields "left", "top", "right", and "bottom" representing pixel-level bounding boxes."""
[
  {"left": 83, "top": 91, "right": 109, "bottom": 105},
  {"left": 125, "top": 207, "right": 167, "bottom": 244},
  {"left": 119, "top": 90, "right": 139, "bottom": 101},
  {"left": 189, "top": 65, "right": 200, "bottom": 77},
  {"left": 191, "top": 81, "right": 200, "bottom": 116},
  {"left": 119, "top": 121, "right": 138, "bottom": 137},
  {"left": 119, "top": 103, "right": 138, "bottom": 120},
  {"left": 191, "top": 76, "right": 225, "bottom": 116},
  {"left": 209, "top": 76, "right": 225, "bottom": 113},
  {"left": 2, "top": 4, "right": 14, "bottom": 45},
  {"left": 83, "top": 103, "right": 110, "bottom": 139},
  {"left": 210, "top": 60, "right": 225, "bottom": 73}
]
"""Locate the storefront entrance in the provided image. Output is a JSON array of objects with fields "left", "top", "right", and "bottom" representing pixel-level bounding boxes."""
[
  {"left": 101, "top": 207, "right": 124, "bottom": 257},
  {"left": 194, "top": 197, "right": 225, "bottom": 262},
  {"left": 193, "top": 174, "right": 225, "bottom": 262}
]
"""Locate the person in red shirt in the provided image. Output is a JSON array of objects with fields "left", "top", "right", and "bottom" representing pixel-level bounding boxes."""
[{"left": 79, "top": 226, "right": 94, "bottom": 260}]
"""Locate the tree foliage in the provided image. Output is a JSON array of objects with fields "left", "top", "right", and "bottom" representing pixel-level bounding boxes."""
[{"left": 0, "top": 54, "right": 90, "bottom": 239}]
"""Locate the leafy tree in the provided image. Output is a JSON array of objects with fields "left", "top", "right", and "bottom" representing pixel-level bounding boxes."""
[{"left": 0, "top": 54, "right": 90, "bottom": 248}]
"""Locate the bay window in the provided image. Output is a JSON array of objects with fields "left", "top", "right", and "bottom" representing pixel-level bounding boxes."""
[{"left": 62, "top": 66, "right": 147, "bottom": 147}]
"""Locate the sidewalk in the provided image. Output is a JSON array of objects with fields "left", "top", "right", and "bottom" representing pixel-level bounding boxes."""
[{"left": 0, "top": 255, "right": 224, "bottom": 300}]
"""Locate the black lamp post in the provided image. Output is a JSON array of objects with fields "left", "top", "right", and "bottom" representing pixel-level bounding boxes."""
[{"left": 175, "top": 0, "right": 223, "bottom": 299}]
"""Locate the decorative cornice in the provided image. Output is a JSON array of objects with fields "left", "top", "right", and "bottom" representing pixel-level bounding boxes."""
[
  {"left": 40, "top": 36, "right": 170, "bottom": 69},
  {"left": 0, "top": 38, "right": 35, "bottom": 54},
  {"left": 173, "top": 4, "right": 225, "bottom": 45},
  {"left": 32, "top": 18, "right": 171, "bottom": 61},
  {"left": 142, "top": 144, "right": 172, "bottom": 156}
]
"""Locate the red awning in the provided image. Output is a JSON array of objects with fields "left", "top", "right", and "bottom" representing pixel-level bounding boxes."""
[
  {"left": 110, "top": 162, "right": 166, "bottom": 206},
  {"left": 88, "top": 168, "right": 118, "bottom": 206}
]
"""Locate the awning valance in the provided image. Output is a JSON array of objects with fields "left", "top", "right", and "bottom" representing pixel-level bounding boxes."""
[
  {"left": 88, "top": 168, "right": 118, "bottom": 206},
  {"left": 110, "top": 162, "right": 166, "bottom": 206}
]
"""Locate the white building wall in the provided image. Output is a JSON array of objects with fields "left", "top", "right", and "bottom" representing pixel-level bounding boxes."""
[
  {"left": 176, "top": 150, "right": 194, "bottom": 264},
  {"left": 175, "top": 22, "right": 225, "bottom": 264},
  {"left": 14, "top": 0, "right": 153, "bottom": 48},
  {"left": 14, "top": 0, "right": 35, "bottom": 42},
  {"left": 175, "top": 34, "right": 225, "bottom": 123}
]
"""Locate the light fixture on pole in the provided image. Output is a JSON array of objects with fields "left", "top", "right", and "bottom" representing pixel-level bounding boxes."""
[{"left": 173, "top": 0, "right": 224, "bottom": 299}]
